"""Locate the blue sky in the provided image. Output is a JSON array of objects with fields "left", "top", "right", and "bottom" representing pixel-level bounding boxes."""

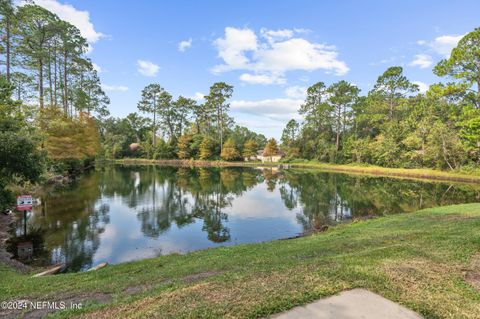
[{"left": 32, "top": 0, "right": 480, "bottom": 138}]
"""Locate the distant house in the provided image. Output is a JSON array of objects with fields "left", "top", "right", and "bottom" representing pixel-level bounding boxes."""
[
  {"left": 243, "top": 153, "right": 258, "bottom": 162},
  {"left": 255, "top": 150, "right": 284, "bottom": 163},
  {"left": 129, "top": 143, "right": 140, "bottom": 152}
]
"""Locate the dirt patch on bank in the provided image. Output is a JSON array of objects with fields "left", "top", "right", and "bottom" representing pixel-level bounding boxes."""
[
  {"left": 0, "top": 213, "right": 30, "bottom": 273},
  {"left": 182, "top": 270, "right": 225, "bottom": 284},
  {"left": 465, "top": 253, "right": 480, "bottom": 291}
]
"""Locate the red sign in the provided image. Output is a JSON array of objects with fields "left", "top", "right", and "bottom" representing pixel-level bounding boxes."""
[{"left": 16, "top": 195, "right": 33, "bottom": 211}]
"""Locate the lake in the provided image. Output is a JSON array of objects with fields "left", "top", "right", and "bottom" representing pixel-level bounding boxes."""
[{"left": 8, "top": 165, "right": 480, "bottom": 271}]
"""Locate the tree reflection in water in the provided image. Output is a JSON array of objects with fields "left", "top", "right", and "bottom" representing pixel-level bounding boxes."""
[
  {"left": 280, "top": 170, "right": 480, "bottom": 230},
  {"left": 8, "top": 165, "right": 480, "bottom": 271},
  {"left": 10, "top": 172, "right": 110, "bottom": 271}
]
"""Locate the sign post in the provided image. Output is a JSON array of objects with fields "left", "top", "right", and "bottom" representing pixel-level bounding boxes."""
[
  {"left": 16, "top": 195, "right": 33, "bottom": 238},
  {"left": 16, "top": 195, "right": 33, "bottom": 212}
]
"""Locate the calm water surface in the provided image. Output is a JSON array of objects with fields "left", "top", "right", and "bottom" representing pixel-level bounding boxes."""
[{"left": 8, "top": 165, "right": 480, "bottom": 271}]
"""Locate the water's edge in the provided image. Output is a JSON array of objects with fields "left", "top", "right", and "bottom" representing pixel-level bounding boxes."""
[{"left": 111, "top": 159, "right": 480, "bottom": 184}]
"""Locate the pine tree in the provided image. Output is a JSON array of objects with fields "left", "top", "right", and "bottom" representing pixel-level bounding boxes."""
[
  {"left": 204, "top": 82, "right": 233, "bottom": 151},
  {"left": 138, "top": 84, "right": 164, "bottom": 150},
  {"left": 0, "top": 0, "right": 15, "bottom": 84},
  {"left": 16, "top": 5, "right": 59, "bottom": 109},
  {"left": 220, "top": 138, "right": 239, "bottom": 161}
]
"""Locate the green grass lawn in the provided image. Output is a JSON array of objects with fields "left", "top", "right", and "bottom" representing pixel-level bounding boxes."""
[{"left": 1, "top": 204, "right": 480, "bottom": 318}]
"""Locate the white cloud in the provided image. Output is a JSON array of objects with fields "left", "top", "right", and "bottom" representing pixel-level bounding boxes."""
[
  {"left": 212, "top": 27, "right": 348, "bottom": 85},
  {"left": 102, "top": 84, "right": 129, "bottom": 92},
  {"left": 293, "top": 28, "right": 311, "bottom": 34},
  {"left": 260, "top": 28, "right": 294, "bottom": 43},
  {"left": 418, "top": 34, "right": 465, "bottom": 57},
  {"left": 413, "top": 81, "right": 429, "bottom": 93},
  {"left": 285, "top": 86, "right": 307, "bottom": 99},
  {"left": 191, "top": 92, "right": 205, "bottom": 101},
  {"left": 231, "top": 85, "right": 308, "bottom": 124},
  {"left": 178, "top": 38, "right": 192, "bottom": 52},
  {"left": 137, "top": 60, "right": 160, "bottom": 77},
  {"left": 239, "top": 73, "right": 285, "bottom": 85},
  {"left": 255, "top": 38, "right": 348, "bottom": 75},
  {"left": 30, "top": 0, "right": 104, "bottom": 45},
  {"left": 92, "top": 63, "right": 102, "bottom": 73},
  {"left": 430, "top": 34, "right": 464, "bottom": 56},
  {"left": 213, "top": 27, "right": 258, "bottom": 71},
  {"left": 231, "top": 98, "right": 303, "bottom": 121},
  {"left": 409, "top": 54, "right": 433, "bottom": 69}
]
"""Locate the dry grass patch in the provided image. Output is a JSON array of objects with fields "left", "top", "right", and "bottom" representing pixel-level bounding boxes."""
[
  {"left": 77, "top": 268, "right": 347, "bottom": 319},
  {"left": 382, "top": 258, "right": 480, "bottom": 318}
]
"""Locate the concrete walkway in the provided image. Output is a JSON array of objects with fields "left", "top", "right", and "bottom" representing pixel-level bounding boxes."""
[{"left": 270, "top": 289, "right": 422, "bottom": 319}]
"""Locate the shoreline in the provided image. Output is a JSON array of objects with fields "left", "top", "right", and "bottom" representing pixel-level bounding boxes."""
[
  {"left": 0, "top": 213, "right": 30, "bottom": 273},
  {"left": 112, "top": 158, "right": 480, "bottom": 184}
]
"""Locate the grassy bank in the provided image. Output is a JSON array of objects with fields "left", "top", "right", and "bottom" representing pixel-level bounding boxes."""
[
  {"left": 1, "top": 204, "right": 480, "bottom": 318},
  {"left": 113, "top": 158, "right": 480, "bottom": 184}
]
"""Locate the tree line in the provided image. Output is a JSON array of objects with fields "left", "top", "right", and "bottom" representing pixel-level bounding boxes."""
[
  {"left": 0, "top": 0, "right": 108, "bottom": 116},
  {"left": 281, "top": 27, "right": 480, "bottom": 170},
  {"left": 102, "top": 82, "right": 271, "bottom": 161}
]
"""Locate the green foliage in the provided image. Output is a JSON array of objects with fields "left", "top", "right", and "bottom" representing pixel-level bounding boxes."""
[
  {"left": 106, "top": 81, "right": 264, "bottom": 161},
  {"left": 281, "top": 29, "right": 480, "bottom": 171},
  {"left": 204, "top": 82, "right": 234, "bottom": 148},
  {"left": 0, "top": 131, "right": 44, "bottom": 182},
  {"left": 0, "top": 2, "right": 112, "bottom": 208},
  {"left": 100, "top": 114, "right": 151, "bottom": 159},
  {"left": 327, "top": 80, "right": 360, "bottom": 156},
  {"left": 281, "top": 119, "right": 299, "bottom": 146},
  {"left": 228, "top": 125, "right": 266, "bottom": 153},
  {"left": 173, "top": 96, "right": 196, "bottom": 136},
  {"left": 280, "top": 120, "right": 300, "bottom": 159},
  {"left": 0, "top": 75, "right": 44, "bottom": 209},
  {"left": 137, "top": 83, "right": 164, "bottom": 151},
  {"left": 434, "top": 28, "right": 480, "bottom": 107},
  {"left": 0, "top": 77, "right": 22, "bottom": 132},
  {"left": 154, "top": 139, "right": 175, "bottom": 159},
  {"left": 242, "top": 139, "right": 258, "bottom": 159}
]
